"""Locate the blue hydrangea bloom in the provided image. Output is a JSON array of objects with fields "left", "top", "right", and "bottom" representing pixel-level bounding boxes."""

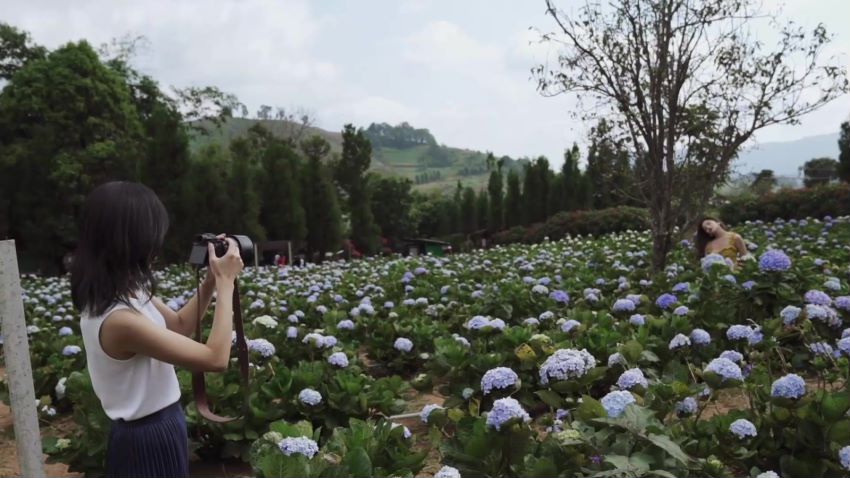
[
  {"left": 486, "top": 397, "right": 531, "bottom": 430},
  {"left": 613, "top": 299, "right": 636, "bottom": 312},
  {"left": 675, "top": 397, "right": 698, "bottom": 416},
  {"left": 466, "top": 316, "right": 490, "bottom": 330},
  {"left": 394, "top": 337, "right": 414, "bottom": 353},
  {"left": 756, "top": 472, "right": 779, "bottom": 478},
  {"left": 726, "top": 325, "right": 753, "bottom": 341},
  {"left": 701, "top": 253, "right": 731, "bottom": 272},
  {"left": 278, "top": 436, "right": 319, "bottom": 458},
  {"left": 248, "top": 339, "right": 276, "bottom": 358},
  {"left": 656, "top": 294, "right": 677, "bottom": 310},
  {"left": 804, "top": 290, "right": 832, "bottom": 306},
  {"left": 808, "top": 342, "right": 833, "bottom": 356},
  {"left": 748, "top": 327, "right": 764, "bottom": 346},
  {"left": 742, "top": 280, "right": 756, "bottom": 291},
  {"left": 672, "top": 282, "right": 690, "bottom": 293},
  {"left": 836, "top": 296, "right": 850, "bottom": 311},
  {"left": 669, "top": 334, "right": 691, "bottom": 350},
  {"left": 722, "top": 275, "right": 737, "bottom": 284},
  {"left": 328, "top": 352, "right": 349, "bottom": 368},
  {"left": 758, "top": 250, "right": 791, "bottom": 272},
  {"left": 481, "top": 367, "right": 519, "bottom": 395},
  {"left": 781, "top": 306, "right": 802, "bottom": 326},
  {"left": 523, "top": 318, "right": 540, "bottom": 326},
  {"left": 539, "top": 348, "right": 597, "bottom": 384},
  {"left": 489, "top": 318, "right": 506, "bottom": 330},
  {"left": 549, "top": 290, "right": 569, "bottom": 304},
  {"left": 770, "top": 373, "right": 805, "bottom": 399},
  {"left": 561, "top": 320, "right": 581, "bottom": 333},
  {"left": 434, "top": 465, "right": 461, "bottom": 478},
  {"left": 337, "top": 319, "right": 355, "bottom": 330},
  {"left": 62, "top": 345, "right": 81, "bottom": 356},
  {"left": 616, "top": 368, "right": 648, "bottom": 390},
  {"left": 601, "top": 390, "right": 635, "bottom": 418},
  {"left": 719, "top": 350, "right": 744, "bottom": 363},
  {"left": 539, "top": 311, "right": 555, "bottom": 321},
  {"left": 608, "top": 352, "right": 625, "bottom": 367},
  {"left": 298, "top": 388, "right": 322, "bottom": 406},
  {"left": 626, "top": 294, "right": 642, "bottom": 305},
  {"left": 629, "top": 314, "right": 645, "bottom": 326},
  {"left": 690, "top": 329, "right": 711, "bottom": 346},
  {"left": 420, "top": 404, "right": 443, "bottom": 423},
  {"left": 58, "top": 326, "right": 73, "bottom": 337},
  {"left": 840, "top": 446, "right": 850, "bottom": 471},
  {"left": 705, "top": 358, "right": 743, "bottom": 382},
  {"left": 532, "top": 284, "right": 549, "bottom": 295},
  {"left": 729, "top": 419, "right": 757, "bottom": 439},
  {"left": 673, "top": 306, "right": 689, "bottom": 316},
  {"left": 837, "top": 337, "right": 850, "bottom": 356}
]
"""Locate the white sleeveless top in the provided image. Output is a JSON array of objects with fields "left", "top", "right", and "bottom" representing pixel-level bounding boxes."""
[{"left": 80, "top": 292, "right": 181, "bottom": 421}]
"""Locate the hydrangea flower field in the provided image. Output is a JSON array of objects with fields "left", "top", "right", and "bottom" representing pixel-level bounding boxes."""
[{"left": 5, "top": 216, "right": 850, "bottom": 477}]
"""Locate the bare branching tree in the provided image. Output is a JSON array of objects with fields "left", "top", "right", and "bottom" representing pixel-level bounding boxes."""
[
  {"left": 534, "top": 0, "right": 848, "bottom": 271},
  {"left": 172, "top": 85, "right": 243, "bottom": 135}
]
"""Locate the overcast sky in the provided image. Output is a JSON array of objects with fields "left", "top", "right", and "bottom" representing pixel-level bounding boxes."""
[{"left": 6, "top": 0, "right": 850, "bottom": 166}]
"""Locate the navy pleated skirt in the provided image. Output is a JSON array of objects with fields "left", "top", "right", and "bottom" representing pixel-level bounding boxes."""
[{"left": 106, "top": 401, "right": 189, "bottom": 478}]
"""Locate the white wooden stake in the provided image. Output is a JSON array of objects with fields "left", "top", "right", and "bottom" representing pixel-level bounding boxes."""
[{"left": 0, "top": 240, "right": 45, "bottom": 478}]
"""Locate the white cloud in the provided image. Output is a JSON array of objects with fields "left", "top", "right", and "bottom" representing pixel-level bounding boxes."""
[{"left": 403, "top": 20, "right": 502, "bottom": 69}]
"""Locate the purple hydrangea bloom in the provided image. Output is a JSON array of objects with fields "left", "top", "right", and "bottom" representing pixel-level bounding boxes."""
[
  {"left": 702, "top": 253, "right": 731, "bottom": 272},
  {"left": 838, "top": 337, "right": 850, "bottom": 356},
  {"left": 656, "top": 294, "right": 677, "bottom": 310},
  {"left": 742, "top": 280, "right": 756, "bottom": 291},
  {"left": 298, "top": 388, "right": 322, "bottom": 406},
  {"left": 394, "top": 337, "right": 414, "bottom": 353},
  {"left": 729, "top": 419, "right": 757, "bottom": 439},
  {"left": 62, "top": 345, "right": 81, "bottom": 356},
  {"left": 669, "top": 334, "right": 691, "bottom": 350},
  {"left": 629, "top": 314, "right": 645, "bottom": 326},
  {"left": 673, "top": 306, "right": 689, "bottom": 316},
  {"left": 771, "top": 373, "right": 805, "bottom": 399},
  {"left": 835, "top": 296, "right": 850, "bottom": 311},
  {"left": 690, "top": 329, "right": 711, "bottom": 346},
  {"left": 675, "top": 397, "right": 698, "bottom": 416},
  {"left": 466, "top": 316, "right": 490, "bottom": 330},
  {"left": 58, "top": 327, "right": 73, "bottom": 337},
  {"left": 420, "top": 404, "right": 443, "bottom": 423},
  {"left": 560, "top": 320, "right": 580, "bottom": 333},
  {"left": 278, "top": 436, "right": 319, "bottom": 458},
  {"left": 486, "top": 397, "right": 531, "bottom": 430},
  {"left": 481, "top": 367, "right": 519, "bottom": 395},
  {"left": 804, "top": 290, "right": 832, "bottom": 306},
  {"left": 328, "top": 352, "right": 349, "bottom": 368},
  {"left": 608, "top": 352, "right": 625, "bottom": 367},
  {"left": 726, "top": 325, "right": 753, "bottom": 341},
  {"left": 704, "top": 358, "right": 743, "bottom": 382},
  {"left": 600, "top": 390, "right": 635, "bottom": 418},
  {"left": 672, "top": 282, "right": 690, "bottom": 293},
  {"left": 781, "top": 306, "right": 802, "bottom": 326},
  {"left": 539, "top": 348, "right": 597, "bottom": 384},
  {"left": 840, "top": 446, "right": 850, "bottom": 471},
  {"left": 549, "top": 290, "right": 569, "bottom": 304},
  {"left": 337, "top": 319, "right": 355, "bottom": 331},
  {"left": 616, "top": 368, "right": 648, "bottom": 390},
  {"left": 719, "top": 350, "right": 744, "bottom": 363},
  {"left": 248, "top": 338, "right": 276, "bottom": 358},
  {"left": 759, "top": 250, "right": 791, "bottom": 272},
  {"left": 808, "top": 341, "right": 833, "bottom": 356},
  {"left": 434, "top": 466, "right": 461, "bottom": 478},
  {"left": 613, "top": 299, "right": 636, "bottom": 312}
]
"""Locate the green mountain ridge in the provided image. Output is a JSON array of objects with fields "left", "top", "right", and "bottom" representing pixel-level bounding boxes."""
[{"left": 188, "top": 117, "right": 518, "bottom": 192}]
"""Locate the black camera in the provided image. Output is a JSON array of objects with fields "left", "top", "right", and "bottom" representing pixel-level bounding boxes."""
[{"left": 188, "top": 233, "right": 254, "bottom": 267}]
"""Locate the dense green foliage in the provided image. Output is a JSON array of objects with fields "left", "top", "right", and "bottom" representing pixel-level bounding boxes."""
[{"left": 719, "top": 184, "right": 850, "bottom": 225}]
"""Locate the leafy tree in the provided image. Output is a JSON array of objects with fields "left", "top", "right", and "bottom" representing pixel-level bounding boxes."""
[
  {"left": 475, "top": 189, "right": 489, "bottom": 232},
  {"left": 585, "top": 120, "right": 634, "bottom": 209},
  {"left": 504, "top": 169, "right": 522, "bottom": 228},
  {"left": 802, "top": 157, "right": 840, "bottom": 188},
  {"left": 369, "top": 175, "right": 415, "bottom": 241},
  {"left": 260, "top": 138, "right": 307, "bottom": 242},
  {"left": 300, "top": 135, "right": 342, "bottom": 259},
  {"left": 460, "top": 187, "right": 478, "bottom": 233},
  {"left": 559, "top": 144, "right": 583, "bottom": 211},
  {"left": 536, "top": 0, "right": 848, "bottom": 270},
  {"left": 751, "top": 169, "right": 777, "bottom": 196},
  {"left": 839, "top": 121, "right": 850, "bottom": 183},
  {"left": 486, "top": 153, "right": 504, "bottom": 230},
  {"left": 227, "top": 138, "right": 265, "bottom": 242},
  {"left": 0, "top": 22, "right": 46, "bottom": 80},
  {"left": 522, "top": 157, "right": 552, "bottom": 225},
  {"left": 336, "top": 124, "right": 381, "bottom": 254},
  {"left": 451, "top": 181, "right": 464, "bottom": 233},
  {"left": 179, "top": 144, "right": 232, "bottom": 247},
  {"left": 0, "top": 41, "right": 144, "bottom": 272},
  {"left": 411, "top": 192, "right": 453, "bottom": 238}
]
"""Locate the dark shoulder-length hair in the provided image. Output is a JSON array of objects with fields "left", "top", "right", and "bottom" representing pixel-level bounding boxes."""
[
  {"left": 71, "top": 181, "right": 169, "bottom": 316},
  {"left": 693, "top": 216, "right": 730, "bottom": 260}
]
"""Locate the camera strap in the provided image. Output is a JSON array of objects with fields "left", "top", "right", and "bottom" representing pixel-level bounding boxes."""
[{"left": 191, "top": 269, "right": 250, "bottom": 422}]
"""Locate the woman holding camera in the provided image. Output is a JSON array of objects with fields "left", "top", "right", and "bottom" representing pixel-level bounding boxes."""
[{"left": 72, "top": 181, "right": 243, "bottom": 478}]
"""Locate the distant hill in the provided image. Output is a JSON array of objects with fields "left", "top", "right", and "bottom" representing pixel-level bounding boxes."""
[
  {"left": 734, "top": 132, "right": 840, "bottom": 179},
  {"left": 188, "top": 118, "right": 524, "bottom": 193}
]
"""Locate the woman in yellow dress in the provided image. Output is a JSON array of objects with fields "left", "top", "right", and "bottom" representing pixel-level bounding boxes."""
[{"left": 694, "top": 217, "right": 749, "bottom": 267}]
